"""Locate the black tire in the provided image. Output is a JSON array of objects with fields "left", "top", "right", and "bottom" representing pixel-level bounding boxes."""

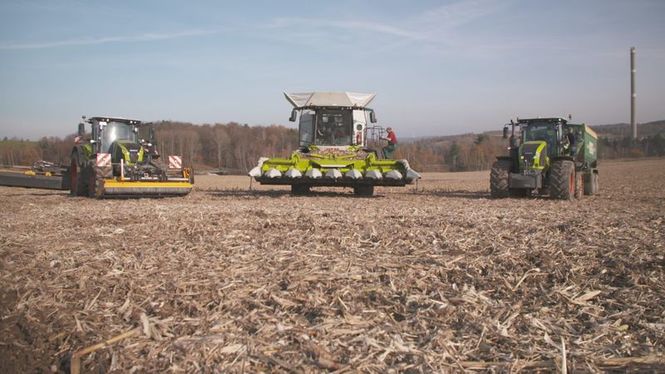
[
  {"left": 490, "top": 160, "right": 511, "bottom": 198},
  {"left": 550, "top": 160, "right": 575, "bottom": 200},
  {"left": 70, "top": 153, "right": 88, "bottom": 196},
  {"left": 575, "top": 170, "right": 584, "bottom": 199},
  {"left": 88, "top": 165, "right": 104, "bottom": 198},
  {"left": 291, "top": 184, "right": 310, "bottom": 195},
  {"left": 353, "top": 185, "right": 374, "bottom": 196}
]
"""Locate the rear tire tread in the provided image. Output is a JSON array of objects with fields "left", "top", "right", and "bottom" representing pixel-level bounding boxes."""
[
  {"left": 550, "top": 160, "right": 575, "bottom": 200},
  {"left": 490, "top": 160, "right": 511, "bottom": 198}
]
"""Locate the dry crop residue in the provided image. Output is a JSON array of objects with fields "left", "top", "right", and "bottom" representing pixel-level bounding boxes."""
[{"left": 1, "top": 158, "right": 664, "bottom": 372}]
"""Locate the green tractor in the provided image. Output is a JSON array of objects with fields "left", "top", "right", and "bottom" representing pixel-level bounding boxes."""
[
  {"left": 490, "top": 117, "right": 599, "bottom": 200},
  {"left": 249, "top": 92, "right": 420, "bottom": 196},
  {"left": 70, "top": 116, "right": 193, "bottom": 198}
]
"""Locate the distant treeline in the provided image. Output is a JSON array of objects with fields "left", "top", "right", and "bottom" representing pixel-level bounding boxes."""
[{"left": 1, "top": 120, "right": 664, "bottom": 172}]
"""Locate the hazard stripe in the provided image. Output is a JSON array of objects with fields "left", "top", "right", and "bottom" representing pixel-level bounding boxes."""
[
  {"left": 96, "top": 153, "right": 111, "bottom": 167},
  {"left": 168, "top": 155, "right": 182, "bottom": 169}
]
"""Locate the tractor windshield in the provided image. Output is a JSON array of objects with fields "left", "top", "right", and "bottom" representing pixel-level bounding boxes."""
[
  {"left": 101, "top": 122, "right": 138, "bottom": 152},
  {"left": 314, "top": 109, "right": 353, "bottom": 146},
  {"left": 524, "top": 124, "right": 556, "bottom": 142},
  {"left": 523, "top": 123, "right": 558, "bottom": 155}
]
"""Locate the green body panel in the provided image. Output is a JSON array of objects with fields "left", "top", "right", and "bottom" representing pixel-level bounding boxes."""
[
  {"left": 81, "top": 143, "right": 93, "bottom": 161},
  {"left": 518, "top": 141, "right": 549, "bottom": 172},
  {"left": 117, "top": 141, "right": 145, "bottom": 166}
]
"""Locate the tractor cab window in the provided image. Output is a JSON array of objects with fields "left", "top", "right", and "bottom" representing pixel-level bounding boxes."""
[
  {"left": 101, "top": 122, "right": 138, "bottom": 152},
  {"left": 524, "top": 124, "right": 553, "bottom": 142},
  {"left": 314, "top": 109, "right": 352, "bottom": 146},
  {"left": 298, "top": 110, "right": 315, "bottom": 147},
  {"left": 524, "top": 123, "right": 558, "bottom": 152}
]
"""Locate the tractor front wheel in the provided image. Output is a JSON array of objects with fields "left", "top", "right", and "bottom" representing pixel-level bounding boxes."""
[
  {"left": 88, "top": 165, "right": 104, "bottom": 198},
  {"left": 550, "top": 160, "right": 575, "bottom": 200},
  {"left": 70, "top": 153, "right": 88, "bottom": 197},
  {"left": 490, "top": 160, "right": 511, "bottom": 198}
]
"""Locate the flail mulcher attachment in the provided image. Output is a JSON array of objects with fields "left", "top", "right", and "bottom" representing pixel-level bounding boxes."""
[
  {"left": 249, "top": 92, "right": 420, "bottom": 196},
  {"left": 0, "top": 160, "right": 71, "bottom": 191},
  {"left": 71, "top": 116, "right": 193, "bottom": 198},
  {"left": 83, "top": 154, "right": 193, "bottom": 197}
]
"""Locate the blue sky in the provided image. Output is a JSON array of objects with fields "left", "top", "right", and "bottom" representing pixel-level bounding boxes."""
[{"left": 1, "top": 0, "right": 664, "bottom": 139}]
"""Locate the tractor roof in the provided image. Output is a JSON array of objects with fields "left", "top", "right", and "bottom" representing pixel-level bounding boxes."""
[
  {"left": 284, "top": 92, "right": 376, "bottom": 109},
  {"left": 517, "top": 117, "right": 568, "bottom": 125},
  {"left": 87, "top": 116, "right": 142, "bottom": 125}
]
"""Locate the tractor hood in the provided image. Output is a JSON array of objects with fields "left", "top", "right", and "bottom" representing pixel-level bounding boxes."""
[{"left": 284, "top": 92, "right": 376, "bottom": 109}]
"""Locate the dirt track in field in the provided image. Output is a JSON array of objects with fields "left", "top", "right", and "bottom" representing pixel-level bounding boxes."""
[{"left": 1, "top": 158, "right": 664, "bottom": 372}]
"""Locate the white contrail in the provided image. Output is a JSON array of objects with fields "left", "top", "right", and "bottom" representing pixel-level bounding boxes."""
[{"left": 0, "top": 29, "right": 217, "bottom": 50}]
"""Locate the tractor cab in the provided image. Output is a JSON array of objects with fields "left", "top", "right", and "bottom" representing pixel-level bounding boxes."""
[
  {"left": 505, "top": 118, "right": 570, "bottom": 173},
  {"left": 83, "top": 117, "right": 149, "bottom": 166},
  {"left": 519, "top": 118, "right": 567, "bottom": 159}
]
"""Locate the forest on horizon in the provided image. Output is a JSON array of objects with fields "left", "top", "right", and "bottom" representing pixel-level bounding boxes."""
[{"left": 1, "top": 120, "right": 664, "bottom": 174}]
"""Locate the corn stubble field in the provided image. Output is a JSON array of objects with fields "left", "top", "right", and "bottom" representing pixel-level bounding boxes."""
[{"left": 1, "top": 158, "right": 664, "bottom": 373}]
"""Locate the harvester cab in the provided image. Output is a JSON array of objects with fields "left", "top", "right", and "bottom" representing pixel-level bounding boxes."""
[
  {"left": 249, "top": 92, "right": 420, "bottom": 196},
  {"left": 70, "top": 116, "right": 193, "bottom": 198},
  {"left": 491, "top": 117, "right": 599, "bottom": 200}
]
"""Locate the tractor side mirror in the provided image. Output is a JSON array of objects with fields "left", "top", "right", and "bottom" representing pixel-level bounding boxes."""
[
  {"left": 502, "top": 126, "right": 509, "bottom": 139},
  {"left": 289, "top": 109, "right": 297, "bottom": 122},
  {"left": 78, "top": 123, "right": 85, "bottom": 136},
  {"left": 369, "top": 111, "right": 377, "bottom": 123}
]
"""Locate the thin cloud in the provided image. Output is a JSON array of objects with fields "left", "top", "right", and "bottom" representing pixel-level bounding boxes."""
[
  {"left": 262, "top": 0, "right": 507, "bottom": 54},
  {"left": 267, "top": 17, "right": 422, "bottom": 39},
  {"left": 0, "top": 29, "right": 217, "bottom": 50},
  {"left": 418, "top": 0, "right": 506, "bottom": 31}
]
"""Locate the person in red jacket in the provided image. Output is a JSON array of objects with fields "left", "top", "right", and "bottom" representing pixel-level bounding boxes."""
[{"left": 381, "top": 127, "right": 398, "bottom": 159}]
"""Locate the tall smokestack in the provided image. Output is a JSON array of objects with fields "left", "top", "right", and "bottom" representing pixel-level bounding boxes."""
[{"left": 631, "top": 47, "right": 637, "bottom": 139}]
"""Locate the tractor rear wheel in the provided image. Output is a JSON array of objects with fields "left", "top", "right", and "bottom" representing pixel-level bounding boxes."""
[
  {"left": 70, "top": 153, "right": 88, "bottom": 196},
  {"left": 490, "top": 160, "right": 511, "bottom": 198},
  {"left": 291, "top": 184, "right": 311, "bottom": 195},
  {"left": 353, "top": 185, "right": 374, "bottom": 196},
  {"left": 550, "top": 160, "right": 575, "bottom": 200}
]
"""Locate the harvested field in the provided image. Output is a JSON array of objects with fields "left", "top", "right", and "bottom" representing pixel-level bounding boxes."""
[{"left": 1, "top": 158, "right": 664, "bottom": 372}]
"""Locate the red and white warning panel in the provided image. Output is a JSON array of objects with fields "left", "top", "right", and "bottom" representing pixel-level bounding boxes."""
[
  {"left": 96, "top": 153, "right": 111, "bottom": 167},
  {"left": 168, "top": 155, "right": 182, "bottom": 169}
]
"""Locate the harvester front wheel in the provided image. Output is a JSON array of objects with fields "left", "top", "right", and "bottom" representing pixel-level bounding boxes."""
[
  {"left": 291, "top": 184, "right": 311, "bottom": 195},
  {"left": 353, "top": 185, "right": 374, "bottom": 196},
  {"left": 490, "top": 160, "right": 511, "bottom": 198},
  {"left": 69, "top": 153, "right": 88, "bottom": 197},
  {"left": 550, "top": 160, "right": 575, "bottom": 200}
]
